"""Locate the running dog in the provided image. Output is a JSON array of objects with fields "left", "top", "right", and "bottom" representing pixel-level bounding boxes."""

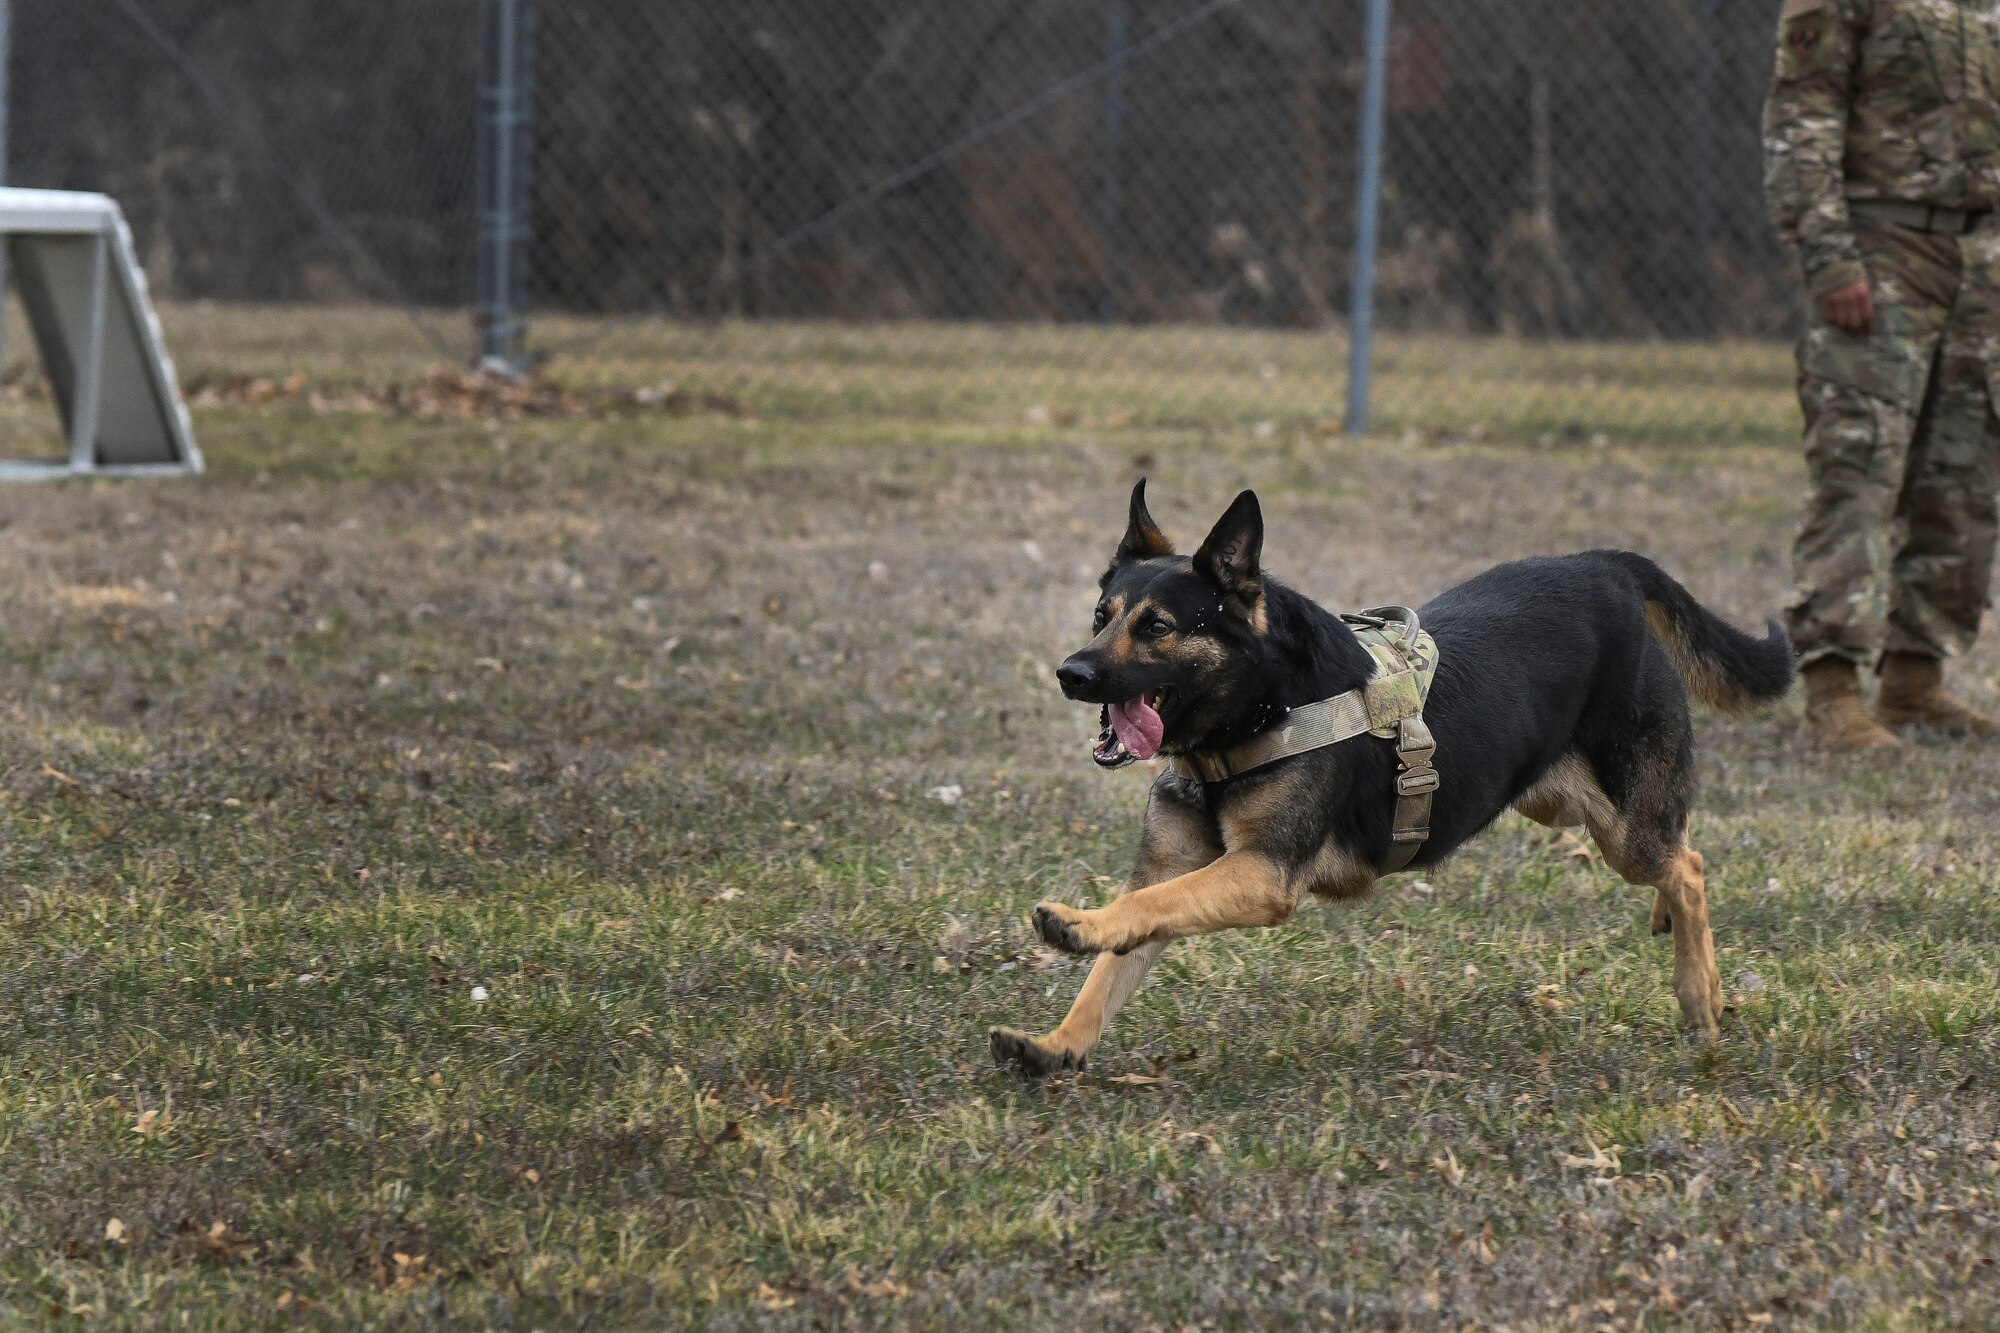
[{"left": 990, "top": 482, "right": 1793, "bottom": 1075}]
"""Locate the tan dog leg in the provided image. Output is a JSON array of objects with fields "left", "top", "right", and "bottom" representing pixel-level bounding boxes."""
[
  {"left": 1649, "top": 845, "right": 1723, "bottom": 1039},
  {"left": 1595, "top": 816, "right": 1722, "bottom": 1040},
  {"left": 990, "top": 941, "right": 1168, "bottom": 1075},
  {"left": 991, "top": 787, "right": 1222, "bottom": 1077},
  {"left": 1529, "top": 752, "right": 1719, "bottom": 1037},
  {"left": 1030, "top": 852, "right": 1294, "bottom": 956}
]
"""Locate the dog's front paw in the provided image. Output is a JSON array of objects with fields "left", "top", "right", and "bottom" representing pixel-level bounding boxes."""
[
  {"left": 990, "top": 1026, "right": 1086, "bottom": 1078},
  {"left": 1032, "top": 901, "right": 1105, "bottom": 955}
]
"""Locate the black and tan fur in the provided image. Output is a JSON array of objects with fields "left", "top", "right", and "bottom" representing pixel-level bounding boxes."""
[{"left": 990, "top": 482, "right": 1794, "bottom": 1076}]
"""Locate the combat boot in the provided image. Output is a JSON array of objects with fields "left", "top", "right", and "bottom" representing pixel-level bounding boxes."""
[
  {"left": 1875, "top": 653, "right": 2000, "bottom": 738},
  {"left": 1801, "top": 659, "right": 1903, "bottom": 750}
]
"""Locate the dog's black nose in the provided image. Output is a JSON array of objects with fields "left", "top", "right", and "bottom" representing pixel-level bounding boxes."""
[{"left": 1056, "top": 657, "right": 1098, "bottom": 695}]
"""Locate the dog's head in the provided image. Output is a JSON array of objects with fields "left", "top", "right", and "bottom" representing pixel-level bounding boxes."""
[{"left": 1058, "top": 480, "right": 1273, "bottom": 766}]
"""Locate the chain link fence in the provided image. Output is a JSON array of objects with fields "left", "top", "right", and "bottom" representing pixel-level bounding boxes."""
[
  {"left": 11, "top": 0, "right": 480, "bottom": 363},
  {"left": 11, "top": 0, "right": 1809, "bottom": 444}
]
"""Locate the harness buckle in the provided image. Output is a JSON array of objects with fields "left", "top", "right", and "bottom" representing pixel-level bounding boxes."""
[
  {"left": 1396, "top": 766, "right": 1440, "bottom": 796},
  {"left": 1394, "top": 717, "right": 1436, "bottom": 765},
  {"left": 1392, "top": 824, "right": 1431, "bottom": 843}
]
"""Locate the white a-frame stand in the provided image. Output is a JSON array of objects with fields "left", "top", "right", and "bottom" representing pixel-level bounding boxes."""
[{"left": 0, "top": 187, "right": 201, "bottom": 480}]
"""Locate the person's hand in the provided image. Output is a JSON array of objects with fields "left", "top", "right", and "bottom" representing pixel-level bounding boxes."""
[{"left": 1820, "top": 279, "right": 1876, "bottom": 335}]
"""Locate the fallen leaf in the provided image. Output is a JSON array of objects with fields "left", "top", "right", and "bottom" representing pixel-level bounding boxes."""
[
  {"left": 133, "top": 1108, "right": 161, "bottom": 1137},
  {"left": 41, "top": 763, "right": 81, "bottom": 789},
  {"left": 195, "top": 1219, "right": 257, "bottom": 1262},
  {"left": 1559, "top": 1139, "right": 1622, "bottom": 1174},
  {"left": 1431, "top": 1148, "right": 1465, "bottom": 1186},
  {"left": 105, "top": 1217, "right": 126, "bottom": 1242},
  {"left": 1108, "top": 1073, "right": 1168, "bottom": 1087},
  {"left": 845, "top": 1267, "right": 908, "bottom": 1299},
  {"left": 706, "top": 886, "right": 743, "bottom": 904}
]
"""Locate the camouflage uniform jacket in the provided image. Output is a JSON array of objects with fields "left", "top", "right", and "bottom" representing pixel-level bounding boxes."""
[{"left": 1764, "top": 0, "right": 2000, "bottom": 300}]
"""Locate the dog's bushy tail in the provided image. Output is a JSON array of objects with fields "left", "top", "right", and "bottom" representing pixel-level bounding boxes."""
[{"left": 1594, "top": 550, "right": 1795, "bottom": 713}]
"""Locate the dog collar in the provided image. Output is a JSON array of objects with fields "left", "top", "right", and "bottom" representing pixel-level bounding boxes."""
[{"left": 1170, "top": 605, "right": 1440, "bottom": 872}]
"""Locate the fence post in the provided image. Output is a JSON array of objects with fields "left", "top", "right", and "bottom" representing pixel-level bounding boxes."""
[
  {"left": 1345, "top": 0, "right": 1391, "bottom": 436},
  {"left": 0, "top": 0, "right": 11, "bottom": 376},
  {"left": 476, "top": 0, "right": 534, "bottom": 371},
  {"left": 0, "top": 0, "right": 9, "bottom": 189}
]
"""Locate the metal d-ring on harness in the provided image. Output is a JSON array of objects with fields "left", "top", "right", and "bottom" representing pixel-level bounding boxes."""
[{"left": 1169, "top": 605, "right": 1440, "bottom": 872}]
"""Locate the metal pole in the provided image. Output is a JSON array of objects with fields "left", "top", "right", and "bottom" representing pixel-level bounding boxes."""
[
  {"left": 0, "top": 0, "right": 11, "bottom": 379},
  {"left": 476, "top": 0, "right": 531, "bottom": 370},
  {"left": 1345, "top": 0, "right": 1392, "bottom": 436},
  {"left": 1100, "top": 0, "right": 1127, "bottom": 323},
  {"left": 0, "top": 0, "right": 10, "bottom": 186}
]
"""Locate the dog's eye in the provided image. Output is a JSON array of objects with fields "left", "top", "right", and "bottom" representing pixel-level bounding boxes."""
[
  {"left": 1146, "top": 618, "right": 1173, "bottom": 638},
  {"left": 1092, "top": 607, "right": 1109, "bottom": 632}
]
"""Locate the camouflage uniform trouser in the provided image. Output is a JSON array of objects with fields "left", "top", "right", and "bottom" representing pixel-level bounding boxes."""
[{"left": 1787, "top": 217, "right": 2000, "bottom": 668}]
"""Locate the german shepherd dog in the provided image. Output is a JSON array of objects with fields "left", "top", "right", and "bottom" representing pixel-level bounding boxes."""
[{"left": 990, "top": 482, "right": 1794, "bottom": 1076}]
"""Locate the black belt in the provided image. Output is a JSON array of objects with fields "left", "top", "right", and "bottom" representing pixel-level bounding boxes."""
[{"left": 1849, "top": 200, "right": 1994, "bottom": 235}]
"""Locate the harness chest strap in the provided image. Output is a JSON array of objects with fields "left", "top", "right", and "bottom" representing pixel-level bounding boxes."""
[{"left": 1168, "top": 605, "right": 1440, "bottom": 873}]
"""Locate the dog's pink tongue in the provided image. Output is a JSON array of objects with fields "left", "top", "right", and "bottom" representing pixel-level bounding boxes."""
[{"left": 1109, "top": 696, "right": 1164, "bottom": 760}]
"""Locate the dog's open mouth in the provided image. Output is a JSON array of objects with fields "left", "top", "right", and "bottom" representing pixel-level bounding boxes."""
[{"left": 1092, "top": 691, "right": 1167, "bottom": 767}]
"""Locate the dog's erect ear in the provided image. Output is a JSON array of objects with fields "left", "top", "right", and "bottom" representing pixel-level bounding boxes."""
[
  {"left": 1194, "top": 489, "right": 1263, "bottom": 597},
  {"left": 1113, "top": 478, "right": 1174, "bottom": 564}
]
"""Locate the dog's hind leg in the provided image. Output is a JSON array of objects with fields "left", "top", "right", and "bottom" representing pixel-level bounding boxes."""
[
  {"left": 1593, "top": 822, "right": 1722, "bottom": 1040},
  {"left": 991, "top": 783, "right": 1220, "bottom": 1077},
  {"left": 1518, "top": 752, "right": 1677, "bottom": 927},
  {"left": 1646, "top": 840, "right": 1723, "bottom": 1040},
  {"left": 1573, "top": 734, "right": 1723, "bottom": 1040}
]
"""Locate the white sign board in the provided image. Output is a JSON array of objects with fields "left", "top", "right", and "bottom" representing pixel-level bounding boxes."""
[{"left": 0, "top": 187, "right": 201, "bottom": 480}]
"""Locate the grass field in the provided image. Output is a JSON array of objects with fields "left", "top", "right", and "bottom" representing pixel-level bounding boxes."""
[{"left": 4, "top": 307, "right": 2000, "bottom": 1329}]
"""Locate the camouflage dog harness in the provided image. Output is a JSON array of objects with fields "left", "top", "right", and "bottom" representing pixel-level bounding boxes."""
[{"left": 1171, "top": 606, "right": 1440, "bottom": 872}]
